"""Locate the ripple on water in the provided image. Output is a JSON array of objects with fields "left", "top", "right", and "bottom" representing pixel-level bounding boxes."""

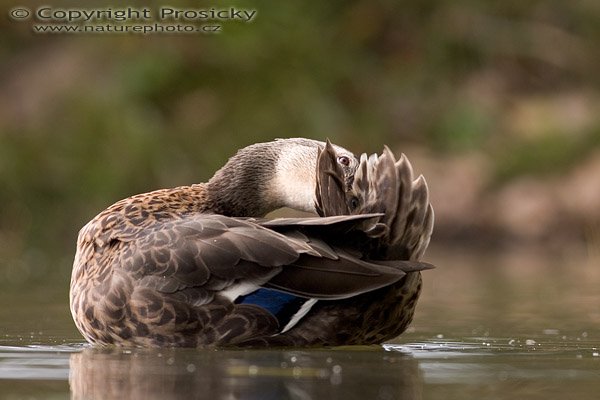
[
  {"left": 0, "top": 343, "right": 84, "bottom": 381},
  {"left": 385, "top": 336, "right": 600, "bottom": 388}
]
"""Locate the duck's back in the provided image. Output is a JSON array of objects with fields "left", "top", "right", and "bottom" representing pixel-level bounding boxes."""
[
  {"left": 71, "top": 183, "right": 218, "bottom": 346},
  {"left": 77, "top": 184, "right": 211, "bottom": 246}
]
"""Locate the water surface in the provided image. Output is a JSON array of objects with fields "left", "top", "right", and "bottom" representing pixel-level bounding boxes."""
[{"left": 1, "top": 247, "right": 599, "bottom": 399}]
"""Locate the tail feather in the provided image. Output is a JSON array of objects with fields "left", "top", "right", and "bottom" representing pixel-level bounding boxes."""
[
  {"left": 353, "top": 148, "right": 434, "bottom": 261},
  {"left": 411, "top": 204, "right": 434, "bottom": 260},
  {"left": 376, "top": 147, "right": 399, "bottom": 231},
  {"left": 390, "top": 153, "right": 414, "bottom": 245}
]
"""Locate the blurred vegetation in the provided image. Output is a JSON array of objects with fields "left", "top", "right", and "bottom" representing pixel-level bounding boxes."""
[{"left": 1, "top": 0, "right": 600, "bottom": 287}]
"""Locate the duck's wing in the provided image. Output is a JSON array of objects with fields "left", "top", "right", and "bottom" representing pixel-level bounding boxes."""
[
  {"left": 120, "top": 214, "right": 427, "bottom": 304},
  {"left": 257, "top": 213, "right": 382, "bottom": 232},
  {"left": 264, "top": 250, "right": 434, "bottom": 299},
  {"left": 98, "top": 213, "right": 430, "bottom": 342}
]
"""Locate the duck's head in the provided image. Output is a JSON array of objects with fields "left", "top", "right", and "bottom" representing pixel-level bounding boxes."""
[{"left": 207, "top": 138, "right": 357, "bottom": 217}]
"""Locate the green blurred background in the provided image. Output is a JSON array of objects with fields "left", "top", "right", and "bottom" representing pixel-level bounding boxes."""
[{"left": 1, "top": 0, "right": 600, "bottom": 292}]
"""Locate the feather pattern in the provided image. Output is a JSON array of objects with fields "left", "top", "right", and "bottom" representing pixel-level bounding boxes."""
[{"left": 69, "top": 138, "right": 434, "bottom": 347}]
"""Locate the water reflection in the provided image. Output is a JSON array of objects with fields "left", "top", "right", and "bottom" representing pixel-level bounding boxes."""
[{"left": 69, "top": 347, "right": 423, "bottom": 400}]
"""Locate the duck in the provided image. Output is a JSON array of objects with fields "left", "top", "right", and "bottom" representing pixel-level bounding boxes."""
[{"left": 70, "top": 138, "right": 434, "bottom": 347}]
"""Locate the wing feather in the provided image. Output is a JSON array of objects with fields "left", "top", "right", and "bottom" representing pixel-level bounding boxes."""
[
  {"left": 266, "top": 252, "right": 431, "bottom": 299},
  {"left": 112, "top": 211, "right": 433, "bottom": 307},
  {"left": 117, "top": 215, "right": 305, "bottom": 304}
]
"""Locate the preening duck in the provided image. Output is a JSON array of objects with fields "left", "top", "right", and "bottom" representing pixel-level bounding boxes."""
[{"left": 70, "top": 138, "right": 434, "bottom": 347}]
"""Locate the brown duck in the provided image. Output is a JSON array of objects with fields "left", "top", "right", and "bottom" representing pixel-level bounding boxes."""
[{"left": 70, "top": 138, "right": 434, "bottom": 347}]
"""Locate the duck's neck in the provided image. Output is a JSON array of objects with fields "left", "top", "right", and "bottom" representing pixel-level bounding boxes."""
[{"left": 206, "top": 139, "right": 321, "bottom": 217}]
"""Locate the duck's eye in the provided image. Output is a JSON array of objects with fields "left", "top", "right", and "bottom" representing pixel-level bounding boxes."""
[
  {"left": 337, "top": 156, "right": 350, "bottom": 166},
  {"left": 349, "top": 196, "right": 359, "bottom": 210}
]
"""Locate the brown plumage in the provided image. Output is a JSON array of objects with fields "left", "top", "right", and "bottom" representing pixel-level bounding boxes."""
[{"left": 69, "top": 138, "right": 433, "bottom": 347}]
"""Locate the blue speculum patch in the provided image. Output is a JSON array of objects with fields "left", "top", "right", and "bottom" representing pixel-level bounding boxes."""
[{"left": 236, "top": 288, "right": 308, "bottom": 328}]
